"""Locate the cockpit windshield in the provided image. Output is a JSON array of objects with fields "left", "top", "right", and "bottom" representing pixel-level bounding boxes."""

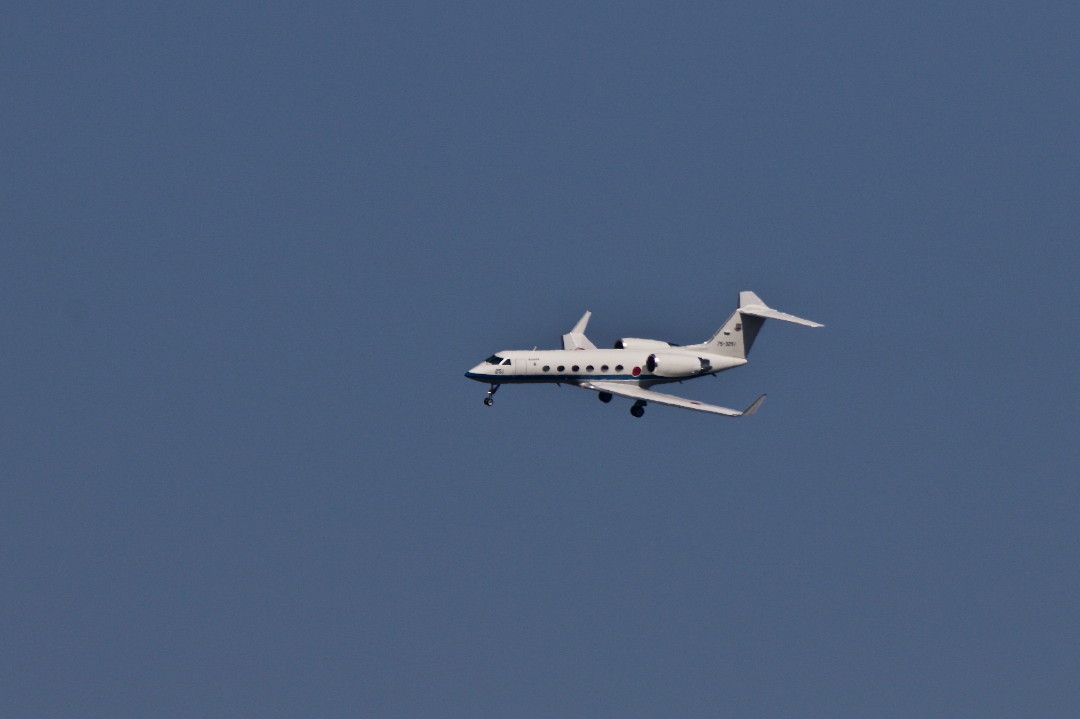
[{"left": 484, "top": 354, "right": 503, "bottom": 364}]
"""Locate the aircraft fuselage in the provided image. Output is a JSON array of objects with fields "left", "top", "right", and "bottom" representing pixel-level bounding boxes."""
[{"left": 465, "top": 349, "right": 746, "bottom": 387}]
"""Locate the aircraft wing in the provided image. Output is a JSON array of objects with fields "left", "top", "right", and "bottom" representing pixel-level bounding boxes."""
[{"left": 578, "top": 381, "right": 765, "bottom": 417}]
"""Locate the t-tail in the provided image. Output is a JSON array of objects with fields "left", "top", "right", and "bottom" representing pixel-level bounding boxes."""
[{"left": 690, "top": 291, "right": 824, "bottom": 359}]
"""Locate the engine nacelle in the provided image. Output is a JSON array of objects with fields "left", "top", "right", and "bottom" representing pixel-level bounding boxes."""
[
  {"left": 614, "top": 338, "right": 673, "bottom": 350},
  {"left": 645, "top": 353, "right": 712, "bottom": 377}
]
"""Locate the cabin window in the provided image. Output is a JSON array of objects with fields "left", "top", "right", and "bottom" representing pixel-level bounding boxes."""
[
  {"left": 601, "top": 365, "right": 609, "bottom": 371},
  {"left": 586, "top": 365, "right": 594, "bottom": 372},
  {"left": 615, "top": 364, "right": 624, "bottom": 371},
  {"left": 543, "top": 366, "right": 550, "bottom": 372},
  {"left": 557, "top": 366, "right": 565, "bottom": 372},
  {"left": 572, "top": 365, "right": 579, "bottom": 372}
]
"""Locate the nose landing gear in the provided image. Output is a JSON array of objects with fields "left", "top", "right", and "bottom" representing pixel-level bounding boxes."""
[{"left": 483, "top": 383, "right": 500, "bottom": 406}]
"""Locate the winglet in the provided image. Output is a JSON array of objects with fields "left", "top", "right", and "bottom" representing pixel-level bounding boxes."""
[
  {"left": 571, "top": 310, "right": 591, "bottom": 335},
  {"left": 742, "top": 394, "right": 766, "bottom": 416},
  {"left": 562, "top": 311, "right": 597, "bottom": 350}
]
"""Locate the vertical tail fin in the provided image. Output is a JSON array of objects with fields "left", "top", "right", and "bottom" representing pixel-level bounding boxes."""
[{"left": 697, "top": 308, "right": 765, "bottom": 359}]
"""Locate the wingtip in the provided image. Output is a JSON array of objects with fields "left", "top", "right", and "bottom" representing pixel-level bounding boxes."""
[{"left": 743, "top": 394, "right": 767, "bottom": 416}]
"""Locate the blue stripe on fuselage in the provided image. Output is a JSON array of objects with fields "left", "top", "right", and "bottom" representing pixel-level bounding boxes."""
[{"left": 465, "top": 371, "right": 651, "bottom": 384}]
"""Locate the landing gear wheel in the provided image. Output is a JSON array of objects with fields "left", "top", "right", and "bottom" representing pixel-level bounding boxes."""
[
  {"left": 483, "top": 397, "right": 493, "bottom": 406},
  {"left": 630, "top": 400, "right": 646, "bottom": 418},
  {"left": 598, "top": 392, "right": 612, "bottom": 403}
]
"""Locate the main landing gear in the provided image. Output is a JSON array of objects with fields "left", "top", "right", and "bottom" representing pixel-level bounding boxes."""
[
  {"left": 483, "top": 383, "right": 500, "bottom": 406},
  {"left": 597, "top": 391, "right": 645, "bottom": 417}
]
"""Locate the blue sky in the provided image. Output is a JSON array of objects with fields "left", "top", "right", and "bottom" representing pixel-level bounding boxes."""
[{"left": 2, "top": 2, "right": 1078, "bottom": 716}]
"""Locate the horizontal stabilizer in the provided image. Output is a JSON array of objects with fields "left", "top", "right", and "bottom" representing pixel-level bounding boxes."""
[
  {"left": 580, "top": 380, "right": 765, "bottom": 417},
  {"left": 739, "top": 291, "right": 824, "bottom": 327}
]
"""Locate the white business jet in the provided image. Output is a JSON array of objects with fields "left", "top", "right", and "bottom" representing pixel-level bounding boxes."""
[{"left": 466, "top": 291, "right": 823, "bottom": 418}]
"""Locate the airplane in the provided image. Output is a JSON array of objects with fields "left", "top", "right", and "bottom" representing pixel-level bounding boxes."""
[{"left": 465, "top": 291, "right": 823, "bottom": 418}]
